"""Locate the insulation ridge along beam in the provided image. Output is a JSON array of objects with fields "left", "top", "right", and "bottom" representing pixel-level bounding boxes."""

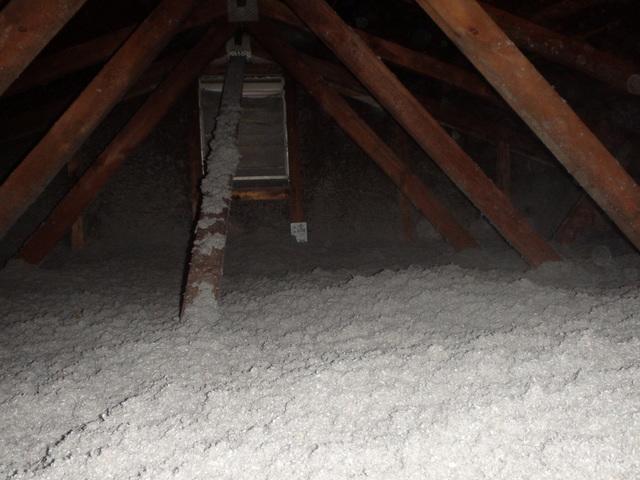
[
  {"left": 0, "top": 0, "right": 199, "bottom": 241},
  {"left": 20, "top": 26, "right": 234, "bottom": 265},
  {"left": 416, "top": 0, "right": 640, "bottom": 255},
  {"left": 181, "top": 54, "right": 247, "bottom": 323},
  {"left": 0, "top": 0, "right": 88, "bottom": 95},
  {"left": 278, "top": 0, "right": 559, "bottom": 266},
  {"left": 250, "top": 23, "right": 477, "bottom": 252}
]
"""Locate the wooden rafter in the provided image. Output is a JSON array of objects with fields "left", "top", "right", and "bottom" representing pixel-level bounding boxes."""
[
  {"left": 251, "top": 22, "right": 477, "bottom": 252},
  {"left": 481, "top": 3, "right": 640, "bottom": 95},
  {"left": 299, "top": 52, "right": 549, "bottom": 161},
  {"left": 0, "top": 50, "right": 185, "bottom": 144},
  {"left": 4, "top": 0, "right": 227, "bottom": 96},
  {"left": 20, "top": 25, "right": 234, "bottom": 264},
  {"left": 277, "top": 0, "right": 559, "bottom": 266},
  {"left": 416, "top": 0, "right": 640, "bottom": 253},
  {"left": 0, "top": 0, "right": 87, "bottom": 95},
  {"left": 396, "top": 0, "right": 640, "bottom": 94},
  {"left": 0, "top": 0, "right": 199, "bottom": 240}
]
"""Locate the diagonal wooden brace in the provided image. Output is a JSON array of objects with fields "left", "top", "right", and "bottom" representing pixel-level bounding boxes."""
[
  {"left": 0, "top": 0, "right": 200, "bottom": 240},
  {"left": 250, "top": 23, "right": 477, "bottom": 252},
  {"left": 277, "top": 0, "right": 559, "bottom": 266},
  {"left": 416, "top": 0, "right": 640, "bottom": 255},
  {"left": 20, "top": 26, "right": 234, "bottom": 264}
]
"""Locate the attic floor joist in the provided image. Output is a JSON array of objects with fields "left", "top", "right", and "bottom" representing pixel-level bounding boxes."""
[
  {"left": 0, "top": 0, "right": 199, "bottom": 240},
  {"left": 279, "top": 0, "right": 560, "bottom": 266},
  {"left": 0, "top": 0, "right": 87, "bottom": 95},
  {"left": 416, "top": 0, "right": 640, "bottom": 255},
  {"left": 251, "top": 23, "right": 477, "bottom": 252}
]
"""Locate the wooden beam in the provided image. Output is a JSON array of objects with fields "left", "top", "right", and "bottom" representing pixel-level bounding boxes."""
[
  {"left": 275, "top": 0, "right": 559, "bottom": 266},
  {"left": 417, "top": 0, "right": 640, "bottom": 255},
  {"left": 480, "top": 3, "right": 640, "bottom": 95},
  {"left": 181, "top": 55, "right": 247, "bottom": 321},
  {"left": 284, "top": 78, "right": 305, "bottom": 223},
  {"left": 232, "top": 187, "right": 289, "bottom": 201},
  {"left": 251, "top": 23, "right": 477, "bottom": 252},
  {"left": 0, "top": 0, "right": 87, "bottom": 95},
  {"left": 20, "top": 26, "right": 233, "bottom": 264},
  {"left": 4, "top": 0, "right": 227, "bottom": 96},
  {"left": 299, "top": 52, "right": 550, "bottom": 161},
  {"left": 258, "top": 0, "right": 498, "bottom": 103},
  {"left": 355, "top": 29, "right": 499, "bottom": 103},
  {"left": 0, "top": 0, "right": 199, "bottom": 240},
  {"left": 0, "top": 50, "right": 185, "bottom": 144}
]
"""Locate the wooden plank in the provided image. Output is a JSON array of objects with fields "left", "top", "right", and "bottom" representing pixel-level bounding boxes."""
[
  {"left": 0, "top": 50, "right": 185, "bottom": 144},
  {"left": 19, "top": 25, "right": 234, "bottom": 264},
  {"left": 480, "top": 3, "right": 640, "bottom": 95},
  {"left": 232, "top": 187, "right": 289, "bottom": 201},
  {"left": 417, "top": 0, "right": 640, "bottom": 255},
  {"left": 181, "top": 55, "right": 247, "bottom": 321},
  {"left": 274, "top": 1, "right": 559, "bottom": 266},
  {"left": 4, "top": 0, "right": 227, "bottom": 96},
  {"left": 251, "top": 23, "right": 477, "bottom": 252},
  {"left": 0, "top": 0, "right": 199, "bottom": 241},
  {"left": 0, "top": 0, "right": 87, "bottom": 95},
  {"left": 284, "top": 77, "right": 305, "bottom": 223}
]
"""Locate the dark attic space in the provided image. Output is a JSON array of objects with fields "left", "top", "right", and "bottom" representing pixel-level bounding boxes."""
[{"left": 2, "top": 0, "right": 640, "bottom": 478}]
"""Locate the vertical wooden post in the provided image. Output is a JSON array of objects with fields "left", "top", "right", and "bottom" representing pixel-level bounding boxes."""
[
  {"left": 251, "top": 23, "right": 477, "bottom": 251},
  {"left": 0, "top": 0, "right": 199, "bottom": 240},
  {"left": 285, "top": 77, "right": 305, "bottom": 224},
  {"left": 20, "top": 26, "right": 233, "bottom": 264},
  {"left": 0, "top": 0, "right": 88, "bottom": 95},
  {"left": 181, "top": 55, "right": 247, "bottom": 323},
  {"left": 496, "top": 140, "right": 511, "bottom": 196},
  {"left": 275, "top": 0, "right": 559, "bottom": 266},
  {"left": 416, "top": 0, "right": 640, "bottom": 254}
]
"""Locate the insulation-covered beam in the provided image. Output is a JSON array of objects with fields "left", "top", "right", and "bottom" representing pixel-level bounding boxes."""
[
  {"left": 277, "top": 0, "right": 559, "bottom": 266},
  {"left": 251, "top": 23, "right": 477, "bottom": 252},
  {"left": 0, "top": 0, "right": 87, "bottom": 95},
  {"left": 20, "top": 26, "right": 233, "bottom": 264},
  {"left": 181, "top": 55, "right": 247, "bottom": 322},
  {"left": 4, "top": 0, "right": 227, "bottom": 96},
  {"left": 0, "top": 0, "right": 199, "bottom": 240},
  {"left": 416, "top": 0, "right": 640, "bottom": 255}
]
